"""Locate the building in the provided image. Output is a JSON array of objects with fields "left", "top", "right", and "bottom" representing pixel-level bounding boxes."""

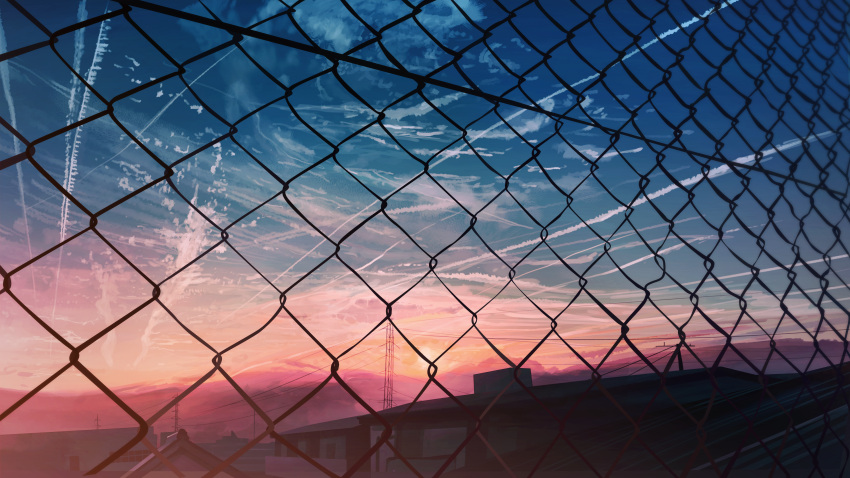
[
  {"left": 271, "top": 365, "right": 850, "bottom": 477},
  {"left": 122, "top": 429, "right": 250, "bottom": 478},
  {"left": 267, "top": 417, "right": 371, "bottom": 477},
  {"left": 0, "top": 426, "right": 156, "bottom": 476},
  {"left": 200, "top": 430, "right": 274, "bottom": 474}
]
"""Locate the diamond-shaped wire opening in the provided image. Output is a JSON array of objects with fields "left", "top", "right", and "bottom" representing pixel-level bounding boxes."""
[
  {"left": 182, "top": 45, "right": 286, "bottom": 125},
  {"left": 482, "top": 23, "right": 544, "bottom": 78},
  {"left": 390, "top": 276, "right": 474, "bottom": 375},
  {"left": 76, "top": 300, "right": 214, "bottom": 415},
  {"left": 286, "top": 71, "right": 379, "bottom": 146},
  {"left": 0, "top": 48, "right": 108, "bottom": 142},
  {"left": 472, "top": 283, "right": 554, "bottom": 366},
  {"left": 110, "top": 75, "right": 229, "bottom": 166},
  {"left": 506, "top": 165, "right": 571, "bottom": 226},
  {"left": 34, "top": 116, "right": 165, "bottom": 213},
  {"left": 283, "top": 257, "right": 388, "bottom": 353},
  {"left": 381, "top": 91, "right": 466, "bottom": 158},
  {"left": 53, "top": 14, "right": 176, "bottom": 101},
  {"left": 334, "top": 124, "right": 424, "bottom": 198},
  {"left": 511, "top": 244, "right": 581, "bottom": 319},
  {"left": 0, "top": 293, "right": 71, "bottom": 412},
  {"left": 383, "top": 174, "right": 470, "bottom": 256},
  {"left": 338, "top": 214, "right": 430, "bottom": 302},
  {"left": 285, "top": 160, "right": 382, "bottom": 243},
  {"left": 426, "top": 150, "right": 504, "bottom": 216},
  {"left": 155, "top": 242, "right": 282, "bottom": 350},
  {"left": 459, "top": 41, "right": 522, "bottom": 94},
  {"left": 170, "top": 139, "right": 281, "bottom": 229},
  {"left": 235, "top": 99, "right": 335, "bottom": 183},
  {"left": 14, "top": 231, "right": 151, "bottom": 348},
  {"left": 95, "top": 180, "right": 220, "bottom": 283},
  {"left": 473, "top": 191, "right": 542, "bottom": 266},
  {"left": 0, "top": 160, "right": 90, "bottom": 272},
  {"left": 433, "top": 231, "right": 512, "bottom": 313},
  {"left": 224, "top": 195, "right": 336, "bottom": 293},
  {"left": 378, "top": 17, "right": 456, "bottom": 75},
  {"left": 290, "top": 0, "right": 377, "bottom": 54}
]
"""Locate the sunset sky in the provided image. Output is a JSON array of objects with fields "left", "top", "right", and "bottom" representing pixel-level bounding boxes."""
[{"left": 1, "top": 0, "right": 849, "bottom": 432}]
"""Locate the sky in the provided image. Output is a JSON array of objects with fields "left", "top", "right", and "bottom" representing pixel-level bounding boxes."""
[{"left": 0, "top": 0, "right": 849, "bottom": 432}]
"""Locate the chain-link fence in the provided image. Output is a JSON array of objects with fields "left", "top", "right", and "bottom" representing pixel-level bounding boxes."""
[{"left": 1, "top": 0, "right": 849, "bottom": 476}]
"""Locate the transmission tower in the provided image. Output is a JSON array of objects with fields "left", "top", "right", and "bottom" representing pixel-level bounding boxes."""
[{"left": 382, "top": 322, "right": 395, "bottom": 410}]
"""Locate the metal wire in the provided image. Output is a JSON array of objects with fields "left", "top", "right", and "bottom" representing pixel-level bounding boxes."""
[{"left": 0, "top": 0, "right": 849, "bottom": 476}]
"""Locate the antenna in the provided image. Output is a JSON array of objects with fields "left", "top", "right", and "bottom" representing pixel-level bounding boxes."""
[{"left": 382, "top": 322, "right": 395, "bottom": 410}]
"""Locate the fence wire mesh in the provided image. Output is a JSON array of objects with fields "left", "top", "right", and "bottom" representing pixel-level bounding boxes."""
[{"left": 1, "top": 0, "right": 849, "bottom": 476}]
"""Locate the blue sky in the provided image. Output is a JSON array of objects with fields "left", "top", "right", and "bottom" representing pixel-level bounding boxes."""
[{"left": 0, "top": 0, "right": 849, "bottom": 401}]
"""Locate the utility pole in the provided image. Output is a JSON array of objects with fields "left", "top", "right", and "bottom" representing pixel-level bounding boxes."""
[
  {"left": 172, "top": 397, "right": 180, "bottom": 432},
  {"left": 657, "top": 341, "right": 694, "bottom": 371},
  {"left": 95, "top": 414, "right": 100, "bottom": 430},
  {"left": 382, "top": 322, "right": 395, "bottom": 410}
]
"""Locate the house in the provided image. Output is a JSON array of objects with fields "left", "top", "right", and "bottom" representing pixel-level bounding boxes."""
[{"left": 121, "top": 429, "right": 250, "bottom": 478}]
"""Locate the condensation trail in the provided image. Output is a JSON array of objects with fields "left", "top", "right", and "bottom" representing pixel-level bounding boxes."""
[
  {"left": 0, "top": 9, "right": 36, "bottom": 299},
  {"left": 289, "top": 0, "right": 744, "bottom": 266},
  {"left": 428, "top": 0, "right": 743, "bottom": 169},
  {"left": 50, "top": 2, "right": 111, "bottom": 330},
  {"left": 185, "top": 0, "right": 747, "bottom": 321},
  {"left": 59, "top": 3, "right": 110, "bottom": 242},
  {"left": 441, "top": 130, "right": 836, "bottom": 273}
]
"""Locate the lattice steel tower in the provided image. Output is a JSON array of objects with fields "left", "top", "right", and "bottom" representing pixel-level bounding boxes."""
[{"left": 382, "top": 323, "right": 395, "bottom": 410}]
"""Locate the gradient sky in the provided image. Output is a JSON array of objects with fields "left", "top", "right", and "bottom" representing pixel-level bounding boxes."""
[{"left": 1, "top": 0, "right": 849, "bottom": 425}]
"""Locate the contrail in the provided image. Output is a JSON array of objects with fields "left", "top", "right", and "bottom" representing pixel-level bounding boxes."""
[
  {"left": 314, "top": 129, "right": 836, "bottom": 302},
  {"left": 86, "top": 47, "right": 239, "bottom": 175},
  {"left": 51, "top": 1, "right": 111, "bottom": 329},
  {"left": 213, "top": 1, "right": 744, "bottom": 320},
  {"left": 59, "top": 0, "right": 103, "bottom": 241},
  {"left": 135, "top": 184, "right": 210, "bottom": 365},
  {"left": 291, "top": 0, "right": 743, "bottom": 266},
  {"left": 0, "top": 8, "right": 36, "bottom": 299},
  {"left": 440, "top": 130, "right": 836, "bottom": 273},
  {"left": 18, "top": 46, "right": 240, "bottom": 214},
  {"left": 427, "top": 0, "right": 743, "bottom": 169}
]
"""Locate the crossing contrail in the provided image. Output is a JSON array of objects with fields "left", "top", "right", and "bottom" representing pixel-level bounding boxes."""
[{"left": 212, "top": 0, "right": 747, "bottom": 320}]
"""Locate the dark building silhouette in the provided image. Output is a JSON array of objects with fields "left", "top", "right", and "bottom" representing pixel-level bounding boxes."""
[
  {"left": 270, "top": 366, "right": 850, "bottom": 477},
  {"left": 122, "top": 429, "right": 250, "bottom": 478},
  {"left": 0, "top": 427, "right": 156, "bottom": 476}
]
